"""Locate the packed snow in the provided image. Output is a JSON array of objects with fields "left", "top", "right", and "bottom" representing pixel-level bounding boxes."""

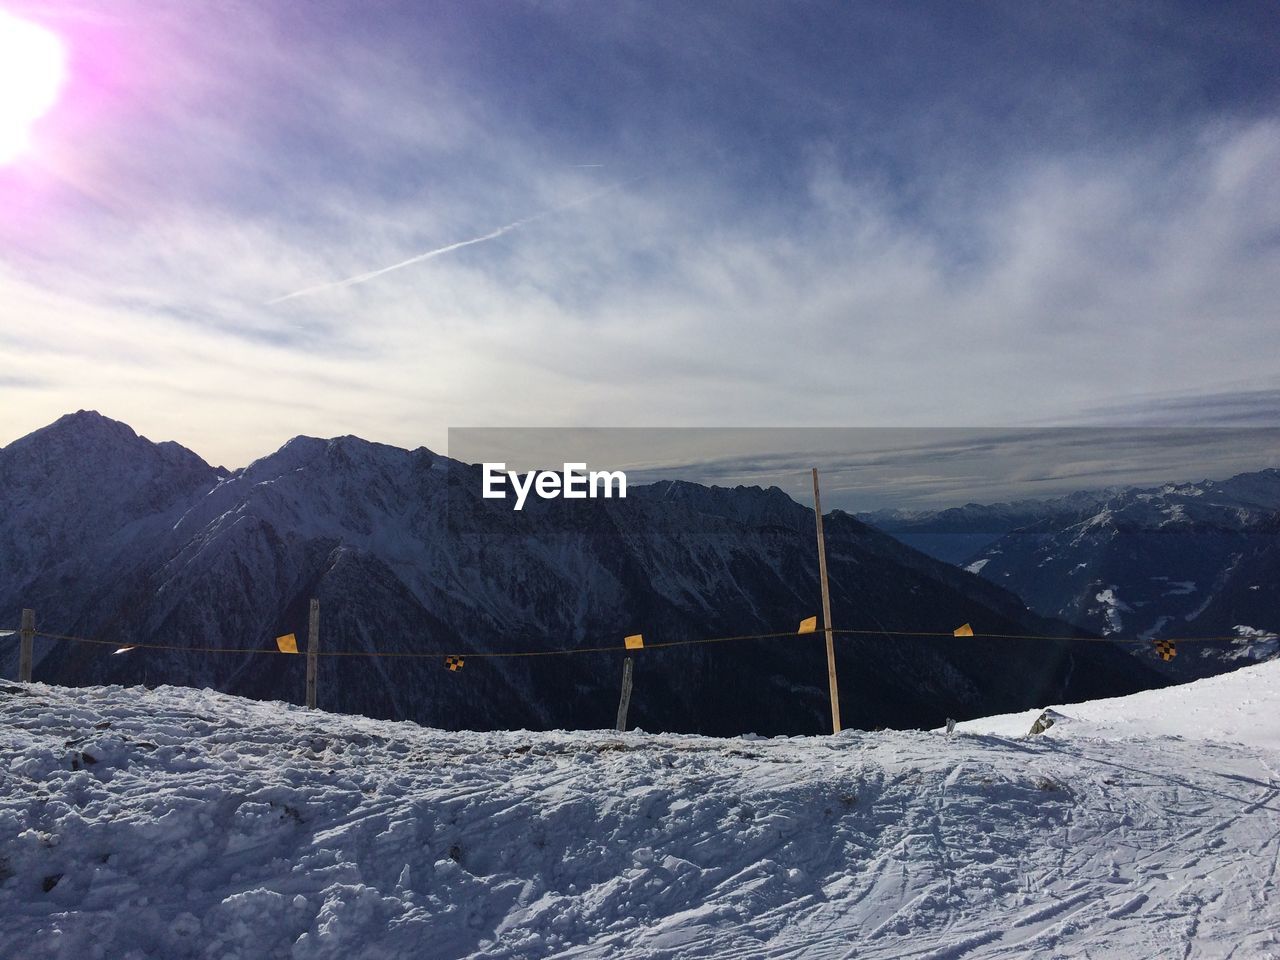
[
  {"left": 953, "top": 657, "right": 1280, "bottom": 749},
  {"left": 4, "top": 663, "right": 1280, "bottom": 959}
]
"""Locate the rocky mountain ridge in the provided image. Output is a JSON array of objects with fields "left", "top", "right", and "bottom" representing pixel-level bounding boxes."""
[{"left": 0, "top": 411, "right": 1161, "bottom": 734}]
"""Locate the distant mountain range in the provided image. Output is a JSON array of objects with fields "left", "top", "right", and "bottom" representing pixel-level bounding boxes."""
[
  {"left": 862, "top": 470, "right": 1280, "bottom": 678},
  {"left": 0, "top": 411, "right": 1160, "bottom": 735},
  {"left": 858, "top": 490, "right": 1115, "bottom": 563}
]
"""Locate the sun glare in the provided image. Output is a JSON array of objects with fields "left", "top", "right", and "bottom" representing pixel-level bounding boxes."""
[{"left": 0, "top": 9, "right": 67, "bottom": 164}]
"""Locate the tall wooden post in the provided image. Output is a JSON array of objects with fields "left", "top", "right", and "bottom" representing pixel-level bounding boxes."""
[
  {"left": 812, "top": 469, "right": 842, "bottom": 734},
  {"left": 19, "top": 608, "right": 34, "bottom": 683},
  {"left": 306, "top": 598, "right": 319, "bottom": 710},
  {"left": 615, "top": 657, "right": 635, "bottom": 732}
]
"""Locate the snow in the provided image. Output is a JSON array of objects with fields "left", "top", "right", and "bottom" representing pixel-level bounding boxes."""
[
  {"left": 4, "top": 667, "right": 1280, "bottom": 958},
  {"left": 1137, "top": 614, "right": 1173, "bottom": 642},
  {"left": 1229, "top": 626, "right": 1280, "bottom": 663},
  {"left": 1092, "top": 587, "right": 1131, "bottom": 634},
  {"left": 953, "top": 657, "right": 1280, "bottom": 749},
  {"left": 963, "top": 558, "right": 990, "bottom": 574}
]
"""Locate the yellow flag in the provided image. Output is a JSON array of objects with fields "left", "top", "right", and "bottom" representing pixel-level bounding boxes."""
[
  {"left": 276, "top": 633, "right": 299, "bottom": 654},
  {"left": 798, "top": 616, "right": 818, "bottom": 634},
  {"left": 953, "top": 623, "right": 974, "bottom": 637},
  {"left": 624, "top": 634, "right": 644, "bottom": 650}
]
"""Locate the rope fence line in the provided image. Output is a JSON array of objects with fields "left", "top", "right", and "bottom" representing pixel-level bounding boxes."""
[
  {"left": 5, "top": 609, "right": 1262, "bottom": 727},
  {"left": 0, "top": 623, "right": 1258, "bottom": 662}
]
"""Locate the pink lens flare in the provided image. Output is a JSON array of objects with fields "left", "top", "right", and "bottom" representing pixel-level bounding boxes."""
[{"left": 0, "top": 8, "right": 68, "bottom": 164}]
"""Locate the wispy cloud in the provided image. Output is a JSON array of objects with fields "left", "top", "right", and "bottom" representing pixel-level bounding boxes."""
[{"left": 1, "top": 1, "right": 1278, "bottom": 474}]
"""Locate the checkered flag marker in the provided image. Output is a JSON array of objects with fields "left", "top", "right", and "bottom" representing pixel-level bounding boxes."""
[
  {"left": 445, "top": 655, "right": 465, "bottom": 671},
  {"left": 1153, "top": 639, "right": 1177, "bottom": 661}
]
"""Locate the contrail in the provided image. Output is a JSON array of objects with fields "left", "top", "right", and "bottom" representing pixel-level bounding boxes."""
[{"left": 266, "top": 181, "right": 633, "bottom": 305}]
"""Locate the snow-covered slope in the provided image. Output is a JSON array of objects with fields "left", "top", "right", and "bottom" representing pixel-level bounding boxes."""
[
  {"left": 3, "top": 665, "right": 1279, "bottom": 958},
  {"left": 955, "top": 656, "right": 1280, "bottom": 748}
]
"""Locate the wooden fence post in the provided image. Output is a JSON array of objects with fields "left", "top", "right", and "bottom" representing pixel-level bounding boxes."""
[
  {"left": 19, "top": 608, "right": 34, "bottom": 683},
  {"left": 615, "top": 657, "right": 634, "bottom": 732},
  {"left": 306, "top": 598, "right": 319, "bottom": 710},
  {"left": 812, "top": 468, "right": 842, "bottom": 734}
]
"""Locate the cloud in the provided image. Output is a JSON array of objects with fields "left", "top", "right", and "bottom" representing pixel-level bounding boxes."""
[
  {"left": 446, "top": 425, "right": 1280, "bottom": 512},
  {"left": 1, "top": 2, "right": 1278, "bottom": 479},
  {"left": 1074, "top": 386, "right": 1280, "bottom": 427}
]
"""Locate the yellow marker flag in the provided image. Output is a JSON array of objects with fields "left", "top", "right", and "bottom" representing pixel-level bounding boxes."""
[
  {"left": 624, "top": 634, "right": 644, "bottom": 650},
  {"left": 798, "top": 616, "right": 818, "bottom": 634},
  {"left": 953, "top": 623, "right": 974, "bottom": 637},
  {"left": 276, "top": 633, "right": 299, "bottom": 654}
]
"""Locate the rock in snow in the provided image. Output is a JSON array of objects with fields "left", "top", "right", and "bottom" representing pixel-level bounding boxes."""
[{"left": 3, "top": 662, "right": 1280, "bottom": 958}]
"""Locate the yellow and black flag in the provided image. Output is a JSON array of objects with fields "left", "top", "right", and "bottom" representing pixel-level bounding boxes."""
[
  {"left": 953, "top": 623, "right": 974, "bottom": 637},
  {"left": 1153, "top": 639, "right": 1177, "bottom": 661},
  {"left": 445, "top": 655, "right": 465, "bottom": 671},
  {"left": 624, "top": 634, "right": 645, "bottom": 650},
  {"left": 797, "top": 616, "right": 818, "bottom": 634}
]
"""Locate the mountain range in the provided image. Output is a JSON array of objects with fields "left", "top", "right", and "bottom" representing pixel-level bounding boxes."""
[
  {"left": 858, "top": 490, "right": 1115, "bottom": 564},
  {"left": 0, "top": 411, "right": 1162, "bottom": 734},
  {"left": 864, "top": 470, "right": 1280, "bottom": 678}
]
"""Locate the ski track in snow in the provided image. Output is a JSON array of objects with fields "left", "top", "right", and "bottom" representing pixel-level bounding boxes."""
[{"left": 3, "top": 665, "right": 1280, "bottom": 959}]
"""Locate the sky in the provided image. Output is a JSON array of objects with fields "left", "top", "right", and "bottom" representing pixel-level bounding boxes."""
[
  {"left": 450, "top": 426, "right": 1280, "bottom": 510},
  {"left": 2, "top": 1, "right": 1279, "bottom": 477}
]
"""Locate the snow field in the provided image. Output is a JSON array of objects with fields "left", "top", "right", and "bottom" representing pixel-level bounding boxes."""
[{"left": 2, "top": 666, "right": 1280, "bottom": 958}]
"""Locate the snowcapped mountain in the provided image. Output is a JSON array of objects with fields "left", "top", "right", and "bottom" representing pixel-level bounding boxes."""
[
  {"left": 905, "top": 470, "right": 1280, "bottom": 677},
  {"left": 858, "top": 489, "right": 1114, "bottom": 564},
  {"left": 0, "top": 412, "right": 1161, "bottom": 734},
  {"left": 3, "top": 662, "right": 1279, "bottom": 958},
  {"left": 0, "top": 411, "right": 224, "bottom": 602}
]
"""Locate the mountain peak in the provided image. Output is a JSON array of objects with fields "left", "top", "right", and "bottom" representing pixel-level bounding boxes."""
[
  {"left": 1, "top": 411, "right": 219, "bottom": 494},
  {"left": 44, "top": 409, "right": 140, "bottom": 443},
  {"left": 240, "top": 433, "right": 435, "bottom": 484},
  {"left": 3, "top": 410, "right": 147, "bottom": 464}
]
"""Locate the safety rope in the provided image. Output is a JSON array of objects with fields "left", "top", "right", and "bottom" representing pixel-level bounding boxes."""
[{"left": 0, "top": 624, "right": 1260, "bottom": 662}]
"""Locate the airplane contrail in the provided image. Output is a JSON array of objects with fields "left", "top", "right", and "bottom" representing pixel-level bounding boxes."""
[{"left": 266, "top": 180, "right": 634, "bottom": 305}]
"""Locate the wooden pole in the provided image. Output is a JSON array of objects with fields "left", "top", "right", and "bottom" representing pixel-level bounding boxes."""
[
  {"left": 19, "top": 608, "right": 34, "bottom": 683},
  {"left": 812, "top": 468, "right": 842, "bottom": 734},
  {"left": 306, "top": 598, "right": 319, "bottom": 710},
  {"left": 615, "top": 657, "right": 635, "bottom": 732}
]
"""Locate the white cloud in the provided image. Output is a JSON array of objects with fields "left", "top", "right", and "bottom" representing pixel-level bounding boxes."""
[{"left": 2, "top": 4, "right": 1278, "bottom": 467}]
